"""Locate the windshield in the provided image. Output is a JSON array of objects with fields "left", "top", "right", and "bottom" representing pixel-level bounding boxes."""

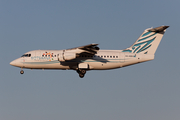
[{"left": 21, "top": 54, "right": 31, "bottom": 57}]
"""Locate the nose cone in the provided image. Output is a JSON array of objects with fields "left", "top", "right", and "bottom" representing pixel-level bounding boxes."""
[
  {"left": 10, "top": 60, "right": 16, "bottom": 66},
  {"left": 10, "top": 58, "right": 23, "bottom": 67}
]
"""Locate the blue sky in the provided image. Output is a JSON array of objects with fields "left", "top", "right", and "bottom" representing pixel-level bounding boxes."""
[{"left": 0, "top": 0, "right": 180, "bottom": 120}]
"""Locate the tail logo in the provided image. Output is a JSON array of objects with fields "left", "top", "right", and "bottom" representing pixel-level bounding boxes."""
[{"left": 122, "top": 31, "right": 156, "bottom": 54}]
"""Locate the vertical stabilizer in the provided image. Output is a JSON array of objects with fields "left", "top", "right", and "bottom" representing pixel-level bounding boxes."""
[{"left": 122, "top": 26, "right": 169, "bottom": 54}]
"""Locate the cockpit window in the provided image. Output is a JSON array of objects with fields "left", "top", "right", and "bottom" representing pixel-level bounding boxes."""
[{"left": 21, "top": 54, "right": 31, "bottom": 57}]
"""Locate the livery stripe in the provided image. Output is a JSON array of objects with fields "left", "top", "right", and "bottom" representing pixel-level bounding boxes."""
[
  {"left": 141, "top": 31, "right": 152, "bottom": 37},
  {"left": 138, "top": 33, "right": 156, "bottom": 42},
  {"left": 22, "top": 59, "right": 124, "bottom": 64}
]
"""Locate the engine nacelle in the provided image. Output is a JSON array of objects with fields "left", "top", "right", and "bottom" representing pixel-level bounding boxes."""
[
  {"left": 58, "top": 52, "right": 76, "bottom": 61},
  {"left": 63, "top": 52, "right": 76, "bottom": 60}
]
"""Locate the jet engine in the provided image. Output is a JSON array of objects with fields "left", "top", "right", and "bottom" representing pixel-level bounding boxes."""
[{"left": 58, "top": 52, "right": 76, "bottom": 61}]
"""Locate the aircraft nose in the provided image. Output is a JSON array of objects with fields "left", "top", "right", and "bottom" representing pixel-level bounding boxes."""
[
  {"left": 10, "top": 58, "right": 23, "bottom": 67},
  {"left": 10, "top": 60, "right": 16, "bottom": 66}
]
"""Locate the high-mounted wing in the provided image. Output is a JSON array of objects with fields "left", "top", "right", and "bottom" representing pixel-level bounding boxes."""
[
  {"left": 58, "top": 44, "right": 100, "bottom": 61},
  {"left": 66, "top": 43, "right": 100, "bottom": 54}
]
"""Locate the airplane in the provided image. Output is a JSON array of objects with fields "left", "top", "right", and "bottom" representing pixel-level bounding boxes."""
[{"left": 10, "top": 26, "right": 169, "bottom": 78}]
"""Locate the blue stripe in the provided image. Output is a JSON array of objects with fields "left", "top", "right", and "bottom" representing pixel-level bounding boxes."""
[
  {"left": 138, "top": 33, "right": 156, "bottom": 42},
  {"left": 133, "top": 46, "right": 140, "bottom": 53},
  {"left": 136, "top": 37, "right": 155, "bottom": 53},
  {"left": 139, "top": 44, "right": 152, "bottom": 53},
  {"left": 134, "top": 37, "right": 155, "bottom": 47},
  {"left": 141, "top": 31, "right": 152, "bottom": 37},
  {"left": 122, "top": 50, "right": 132, "bottom": 53}
]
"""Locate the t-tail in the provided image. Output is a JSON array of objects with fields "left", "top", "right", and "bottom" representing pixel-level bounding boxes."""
[{"left": 122, "top": 26, "right": 169, "bottom": 55}]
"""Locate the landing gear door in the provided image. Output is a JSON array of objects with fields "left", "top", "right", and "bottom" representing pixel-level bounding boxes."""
[
  {"left": 78, "top": 63, "right": 89, "bottom": 69},
  {"left": 119, "top": 53, "right": 124, "bottom": 63}
]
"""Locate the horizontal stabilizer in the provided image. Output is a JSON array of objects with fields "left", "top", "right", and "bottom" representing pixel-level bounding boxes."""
[{"left": 148, "top": 26, "right": 169, "bottom": 33}]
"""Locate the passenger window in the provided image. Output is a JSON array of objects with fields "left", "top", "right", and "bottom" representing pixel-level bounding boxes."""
[
  {"left": 110, "top": 56, "right": 112, "bottom": 58},
  {"left": 42, "top": 55, "right": 44, "bottom": 57},
  {"left": 101, "top": 56, "right": 103, "bottom": 58},
  {"left": 48, "top": 55, "right": 50, "bottom": 57},
  {"left": 116, "top": 56, "right": 118, "bottom": 58},
  {"left": 107, "top": 56, "right": 109, "bottom": 58},
  {"left": 55, "top": 55, "right": 56, "bottom": 57},
  {"left": 113, "top": 56, "right": 115, "bottom": 58},
  {"left": 104, "top": 56, "right": 106, "bottom": 58}
]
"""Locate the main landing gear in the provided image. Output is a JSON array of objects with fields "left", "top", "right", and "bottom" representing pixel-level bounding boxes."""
[
  {"left": 77, "top": 69, "right": 86, "bottom": 78},
  {"left": 20, "top": 68, "right": 24, "bottom": 74}
]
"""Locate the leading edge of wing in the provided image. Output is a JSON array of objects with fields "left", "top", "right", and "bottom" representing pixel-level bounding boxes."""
[{"left": 66, "top": 43, "right": 99, "bottom": 51}]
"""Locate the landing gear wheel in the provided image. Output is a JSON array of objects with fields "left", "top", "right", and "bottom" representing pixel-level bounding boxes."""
[
  {"left": 81, "top": 69, "right": 86, "bottom": 74},
  {"left": 79, "top": 74, "right": 85, "bottom": 78},
  {"left": 20, "top": 70, "right": 24, "bottom": 74},
  {"left": 77, "top": 69, "right": 86, "bottom": 78}
]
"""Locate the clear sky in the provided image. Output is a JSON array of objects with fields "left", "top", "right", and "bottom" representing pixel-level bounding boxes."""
[{"left": 1, "top": 0, "right": 180, "bottom": 120}]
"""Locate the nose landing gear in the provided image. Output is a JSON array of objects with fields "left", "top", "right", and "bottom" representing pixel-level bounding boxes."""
[
  {"left": 77, "top": 69, "right": 86, "bottom": 78},
  {"left": 20, "top": 68, "right": 24, "bottom": 74}
]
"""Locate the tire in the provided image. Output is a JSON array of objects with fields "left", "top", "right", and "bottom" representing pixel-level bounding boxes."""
[
  {"left": 20, "top": 70, "right": 24, "bottom": 74},
  {"left": 79, "top": 74, "right": 84, "bottom": 78},
  {"left": 81, "top": 69, "right": 86, "bottom": 74}
]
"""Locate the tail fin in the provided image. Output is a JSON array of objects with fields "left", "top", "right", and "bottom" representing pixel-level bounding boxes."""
[{"left": 122, "top": 26, "right": 169, "bottom": 54}]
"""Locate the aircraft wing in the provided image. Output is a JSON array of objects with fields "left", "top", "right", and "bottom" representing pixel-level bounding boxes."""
[{"left": 66, "top": 43, "right": 100, "bottom": 55}]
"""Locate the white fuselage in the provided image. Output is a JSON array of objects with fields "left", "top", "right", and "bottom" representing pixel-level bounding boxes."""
[
  {"left": 9, "top": 26, "right": 169, "bottom": 78},
  {"left": 10, "top": 49, "right": 154, "bottom": 70}
]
